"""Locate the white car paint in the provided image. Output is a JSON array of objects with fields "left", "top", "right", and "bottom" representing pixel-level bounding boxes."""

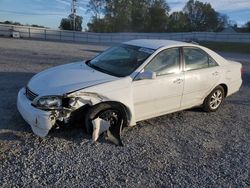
[
  {"left": 28, "top": 62, "right": 118, "bottom": 96},
  {"left": 92, "top": 118, "right": 110, "bottom": 142},
  {"left": 17, "top": 39, "right": 242, "bottom": 137},
  {"left": 17, "top": 88, "right": 56, "bottom": 137},
  {"left": 133, "top": 72, "right": 184, "bottom": 121}
]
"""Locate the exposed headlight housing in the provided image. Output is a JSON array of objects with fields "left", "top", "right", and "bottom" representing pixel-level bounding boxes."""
[{"left": 32, "top": 96, "right": 62, "bottom": 110}]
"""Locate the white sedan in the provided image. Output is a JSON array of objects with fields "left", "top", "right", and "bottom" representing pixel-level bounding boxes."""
[{"left": 17, "top": 39, "right": 242, "bottom": 145}]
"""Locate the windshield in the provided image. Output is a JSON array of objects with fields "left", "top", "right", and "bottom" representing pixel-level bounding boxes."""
[{"left": 87, "top": 44, "right": 154, "bottom": 77}]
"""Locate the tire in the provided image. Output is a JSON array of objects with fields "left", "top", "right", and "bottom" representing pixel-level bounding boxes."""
[
  {"left": 84, "top": 103, "right": 126, "bottom": 135},
  {"left": 203, "top": 85, "right": 225, "bottom": 112}
]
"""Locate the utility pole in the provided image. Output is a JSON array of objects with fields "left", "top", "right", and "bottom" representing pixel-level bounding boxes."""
[{"left": 71, "top": 0, "right": 77, "bottom": 31}]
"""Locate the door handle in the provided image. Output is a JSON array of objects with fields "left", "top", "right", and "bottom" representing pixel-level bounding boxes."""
[
  {"left": 173, "top": 78, "right": 183, "bottom": 84},
  {"left": 212, "top": 71, "right": 219, "bottom": 76}
]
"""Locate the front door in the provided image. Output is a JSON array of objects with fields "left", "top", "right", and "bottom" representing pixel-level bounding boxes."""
[{"left": 132, "top": 48, "right": 184, "bottom": 121}]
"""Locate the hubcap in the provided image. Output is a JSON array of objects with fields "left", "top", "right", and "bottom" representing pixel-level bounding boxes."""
[
  {"left": 99, "top": 109, "right": 119, "bottom": 126},
  {"left": 209, "top": 90, "right": 223, "bottom": 110}
]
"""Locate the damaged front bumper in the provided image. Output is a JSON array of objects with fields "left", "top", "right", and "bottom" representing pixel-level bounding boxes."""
[{"left": 17, "top": 88, "right": 56, "bottom": 137}]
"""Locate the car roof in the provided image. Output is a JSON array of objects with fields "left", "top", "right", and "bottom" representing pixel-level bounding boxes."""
[
  {"left": 123, "top": 39, "right": 194, "bottom": 50},
  {"left": 124, "top": 39, "right": 228, "bottom": 66}
]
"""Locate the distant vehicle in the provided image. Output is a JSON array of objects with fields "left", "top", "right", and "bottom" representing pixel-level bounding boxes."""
[{"left": 17, "top": 39, "right": 242, "bottom": 145}]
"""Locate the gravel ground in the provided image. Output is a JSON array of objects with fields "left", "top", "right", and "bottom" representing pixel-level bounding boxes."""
[{"left": 0, "top": 38, "right": 249, "bottom": 187}]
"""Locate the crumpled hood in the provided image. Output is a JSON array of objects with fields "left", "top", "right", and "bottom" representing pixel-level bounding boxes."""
[{"left": 27, "top": 61, "right": 118, "bottom": 96}]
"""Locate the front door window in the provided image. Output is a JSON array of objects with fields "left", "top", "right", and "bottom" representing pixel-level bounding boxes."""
[{"left": 144, "top": 48, "right": 180, "bottom": 76}]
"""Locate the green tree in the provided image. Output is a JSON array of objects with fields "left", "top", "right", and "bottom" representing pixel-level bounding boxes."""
[
  {"left": 87, "top": 0, "right": 105, "bottom": 19},
  {"left": 146, "top": 0, "right": 170, "bottom": 32},
  {"left": 183, "top": 0, "right": 225, "bottom": 31},
  {"left": 87, "top": 17, "right": 107, "bottom": 32},
  {"left": 59, "top": 18, "right": 71, "bottom": 30},
  {"left": 168, "top": 11, "right": 190, "bottom": 32},
  {"left": 243, "top": 21, "right": 250, "bottom": 32},
  {"left": 87, "top": 0, "right": 170, "bottom": 32},
  {"left": 105, "top": 0, "right": 132, "bottom": 32},
  {"left": 87, "top": 0, "right": 131, "bottom": 32},
  {"left": 216, "top": 14, "right": 228, "bottom": 31},
  {"left": 59, "top": 14, "right": 83, "bottom": 31},
  {"left": 0, "top": 20, "right": 45, "bottom": 28},
  {"left": 3, "top": 20, "right": 21, "bottom": 25},
  {"left": 87, "top": 0, "right": 106, "bottom": 32},
  {"left": 130, "top": 0, "right": 150, "bottom": 32}
]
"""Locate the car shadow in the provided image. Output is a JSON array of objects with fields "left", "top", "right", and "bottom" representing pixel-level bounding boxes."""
[
  {"left": 242, "top": 70, "right": 250, "bottom": 88},
  {"left": 186, "top": 107, "right": 204, "bottom": 113},
  {"left": 49, "top": 125, "right": 90, "bottom": 141},
  {"left": 0, "top": 131, "right": 24, "bottom": 142},
  {"left": 49, "top": 125, "right": 119, "bottom": 146},
  {"left": 0, "top": 72, "right": 35, "bottom": 133}
]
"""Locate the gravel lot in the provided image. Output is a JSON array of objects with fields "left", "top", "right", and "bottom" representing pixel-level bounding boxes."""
[{"left": 0, "top": 38, "right": 249, "bottom": 187}]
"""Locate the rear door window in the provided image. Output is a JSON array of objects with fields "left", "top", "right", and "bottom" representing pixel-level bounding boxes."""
[{"left": 184, "top": 48, "right": 218, "bottom": 71}]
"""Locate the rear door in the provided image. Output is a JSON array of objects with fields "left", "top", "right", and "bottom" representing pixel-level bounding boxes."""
[{"left": 181, "top": 47, "right": 220, "bottom": 108}]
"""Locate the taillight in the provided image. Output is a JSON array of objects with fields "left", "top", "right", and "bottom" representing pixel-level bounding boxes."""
[{"left": 241, "top": 67, "right": 243, "bottom": 76}]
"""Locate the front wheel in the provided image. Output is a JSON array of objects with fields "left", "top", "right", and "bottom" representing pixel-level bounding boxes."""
[
  {"left": 84, "top": 103, "right": 126, "bottom": 146},
  {"left": 203, "top": 86, "right": 225, "bottom": 112}
]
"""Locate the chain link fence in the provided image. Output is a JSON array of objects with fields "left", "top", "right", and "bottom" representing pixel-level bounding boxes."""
[{"left": 1, "top": 24, "right": 250, "bottom": 43}]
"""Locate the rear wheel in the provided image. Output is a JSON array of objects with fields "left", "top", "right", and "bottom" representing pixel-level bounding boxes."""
[{"left": 203, "top": 86, "right": 225, "bottom": 112}]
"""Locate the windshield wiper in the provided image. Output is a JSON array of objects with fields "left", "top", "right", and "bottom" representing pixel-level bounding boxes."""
[
  {"left": 86, "top": 61, "right": 120, "bottom": 77},
  {"left": 85, "top": 60, "right": 92, "bottom": 67},
  {"left": 86, "top": 60, "right": 100, "bottom": 70},
  {"left": 85, "top": 60, "right": 100, "bottom": 71}
]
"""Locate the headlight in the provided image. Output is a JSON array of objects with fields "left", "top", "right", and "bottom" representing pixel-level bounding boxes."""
[{"left": 32, "top": 96, "right": 62, "bottom": 109}]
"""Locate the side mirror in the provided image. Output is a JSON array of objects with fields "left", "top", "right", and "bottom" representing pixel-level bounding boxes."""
[{"left": 136, "top": 71, "right": 156, "bottom": 80}]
